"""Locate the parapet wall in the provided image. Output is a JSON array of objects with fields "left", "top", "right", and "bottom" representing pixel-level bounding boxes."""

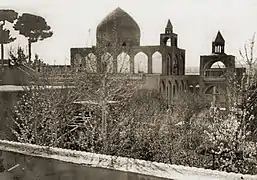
[{"left": 0, "top": 140, "right": 256, "bottom": 180}]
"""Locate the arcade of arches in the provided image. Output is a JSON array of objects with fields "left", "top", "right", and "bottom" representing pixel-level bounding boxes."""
[{"left": 73, "top": 51, "right": 163, "bottom": 74}]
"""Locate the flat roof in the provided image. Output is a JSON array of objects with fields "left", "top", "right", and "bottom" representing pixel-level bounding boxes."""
[{"left": 0, "top": 85, "right": 75, "bottom": 92}]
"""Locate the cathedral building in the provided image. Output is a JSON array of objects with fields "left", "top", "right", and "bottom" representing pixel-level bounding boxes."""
[{"left": 70, "top": 7, "right": 245, "bottom": 106}]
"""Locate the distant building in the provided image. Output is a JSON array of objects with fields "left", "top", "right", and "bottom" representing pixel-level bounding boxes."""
[
  {"left": 0, "top": 7, "right": 246, "bottom": 107},
  {"left": 70, "top": 7, "right": 245, "bottom": 107}
]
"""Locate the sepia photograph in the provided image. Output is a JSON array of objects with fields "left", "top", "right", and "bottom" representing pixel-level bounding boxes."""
[{"left": 0, "top": 0, "right": 257, "bottom": 179}]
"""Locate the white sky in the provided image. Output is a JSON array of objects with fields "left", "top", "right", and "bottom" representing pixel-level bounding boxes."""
[{"left": 1, "top": 0, "right": 257, "bottom": 67}]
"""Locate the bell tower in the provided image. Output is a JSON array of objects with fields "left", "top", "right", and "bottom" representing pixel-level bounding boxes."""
[
  {"left": 165, "top": 19, "right": 173, "bottom": 34},
  {"left": 212, "top": 31, "right": 225, "bottom": 54},
  {"left": 160, "top": 19, "right": 177, "bottom": 47}
]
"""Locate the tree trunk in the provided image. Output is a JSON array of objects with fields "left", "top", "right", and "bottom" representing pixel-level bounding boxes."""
[
  {"left": 0, "top": 24, "right": 3, "bottom": 72},
  {"left": 102, "top": 102, "right": 106, "bottom": 137},
  {"left": 101, "top": 76, "right": 108, "bottom": 152},
  {"left": 1, "top": 43, "right": 3, "bottom": 71},
  {"left": 28, "top": 39, "right": 32, "bottom": 62},
  {"left": 34, "top": 120, "right": 38, "bottom": 144}
]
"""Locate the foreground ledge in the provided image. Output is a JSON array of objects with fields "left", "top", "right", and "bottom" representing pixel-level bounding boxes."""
[{"left": 0, "top": 140, "right": 256, "bottom": 180}]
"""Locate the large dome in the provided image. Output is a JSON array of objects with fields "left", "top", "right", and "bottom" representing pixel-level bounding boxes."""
[{"left": 96, "top": 7, "right": 141, "bottom": 47}]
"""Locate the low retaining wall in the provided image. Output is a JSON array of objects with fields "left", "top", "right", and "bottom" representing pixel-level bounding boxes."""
[{"left": 0, "top": 140, "right": 256, "bottom": 180}]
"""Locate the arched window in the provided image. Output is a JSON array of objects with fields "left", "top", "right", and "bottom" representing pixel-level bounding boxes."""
[
  {"left": 210, "top": 61, "right": 226, "bottom": 68},
  {"left": 195, "top": 84, "right": 200, "bottom": 93},
  {"left": 168, "top": 81, "right": 172, "bottom": 104},
  {"left": 205, "top": 85, "right": 226, "bottom": 105},
  {"left": 161, "top": 81, "right": 165, "bottom": 93},
  {"left": 85, "top": 53, "right": 97, "bottom": 73},
  {"left": 172, "top": 55, "right": 179, "bottom": 75},
  {"left": 134, "top": 52, "right": 148, "bottom": 73},
  {"left": 117, "top": 52, "right": 130, "bottom": 73},
  {"left": 152, "top": 51, "right": 162, "bottom": 74},
  {"left": 181, "top": 80, "right": 184, "bottom": 92},
  {"left": 166, "top": 38, "right": 171, "bottom": 46},
  {"left": 205, "top": 61, "right": 226, "bottom": 77},
  {"left": 166, "top": 54, "right": 171, "bottom": 75},
  {"left": 101, "top": 52, "right": 113, "bottom": 73},
  {"left": 174, "top": 80, "right": 179, "bottom": 96},
  {"left": 189, "top": 85, "right": 194, "bottom": 93}
]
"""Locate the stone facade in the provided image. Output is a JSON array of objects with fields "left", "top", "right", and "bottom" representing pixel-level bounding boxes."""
[{"left": 70, "top": 7, "right": 245, "bottom": 106}]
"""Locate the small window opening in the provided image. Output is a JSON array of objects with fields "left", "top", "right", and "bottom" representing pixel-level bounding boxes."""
[
  {"left": 166, "top": 38, "right": 171, "bottom": 46},
  {"left": 122, "top": 42, "right": 126, "bottom": 46}
]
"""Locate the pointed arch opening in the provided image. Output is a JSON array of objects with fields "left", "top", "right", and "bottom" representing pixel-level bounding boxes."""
[
  {"left": 161, "top": 81, "right": 165, "bottom": 93},
  {"left": 174, "top": 80, "right": 179, "bottom": 96},
  {"left": 166, "top": 38, "right": 171, "bottom": 46},
  {"left": 205, "top": 61, "right": 226, "bottom": 77},
  {"left": 117, "top": 52, "right": 130, "bottom": 73},
  {"left": 189, "top": 85, "right": 194, "bottom": 93},
  {"left": 166, "top": 54, "right": 171, "bottom": 75},
  {"left": 181, "top": 80, "right": 184, "bottom": 92},
  {"left": 101, "top": 52, "right": 113, "bottom": 73},
  {"left": 168, "top": 81, "right": 172, "bottom": 104},
  {"left": 85, "top": 53, "right": 97, "bottom": 73},
  {"left": 134, "top": 52, "right": 148, "bottom": 73},
  {"left": 185, "top": 80, "right": 189, "bottom": 91},
  {"left": 172, "top": 54, "right": 179, "bottom": 75},
  {"left": 175, "top": 54, "right": 179, "bottom": 75},
  {"left": 205, "top": 85, "right": 227, "bottom": 106},
  {"left": 195, "top": 84, "right": 200, "bottom": 93},
  {"left": 210, "top": 61, "right": 226, "bottom": 68},
  {"left": 152, "top": 51, "right": 162, "bottom": 74}
]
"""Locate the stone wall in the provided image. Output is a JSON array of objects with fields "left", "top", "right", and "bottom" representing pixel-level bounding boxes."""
[
  {"left": 0, "top": 141, "right": 171, "bottom": 180},
  {"left": 0, "top": 140, "right": 256, "bottom": 180},
  {"left": 0, "top": 150, "right": 166, "bottom": 180}
]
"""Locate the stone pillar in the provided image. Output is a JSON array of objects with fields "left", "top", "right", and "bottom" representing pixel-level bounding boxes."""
[
  {"left": 172, "top": 84, "right": 175, "bottom": 103},
  {"left": 113, "top": 54, "right": 117, "bottom": 73},
  {"left": 96, "top": 54, "right": 102, "bottom": 73},
  {"left": 167, "top": 85, "right": 170, "bottom": 104},
  {"left": 162, "top": 52, "right": 166, "bottom": 75},
  {"left": 148, "top": 53, "right": 152, "bottom": 74},
  {"left": 130, "top": 55, "right": 134, "bottom": 73},
  {"left": 213, "top": 86, "right": 217, "bottom": 104}
]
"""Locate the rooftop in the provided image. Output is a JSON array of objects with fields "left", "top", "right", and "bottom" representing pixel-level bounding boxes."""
[{"left": 0, "top": 85, "right": 75, "bottom": 92}]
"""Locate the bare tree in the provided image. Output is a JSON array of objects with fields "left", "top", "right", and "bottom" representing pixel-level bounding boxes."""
[
  {"left": 71, "top": 43, "right": 143, "bottom": 152},
  {"left": 239, "top": 33, "right": 257, "bottom": 81},
  {"left": 10, "top": 81, "right": 79, "bottom": 147},
  {"left": 197, "top": 34, "right": 257, "bottom": 174},
  {"left": 11, "top": 33, "right": 143, "bottom": 153},
  {"left": 0, "top": 9, "right": 18, "bottom": 70}
]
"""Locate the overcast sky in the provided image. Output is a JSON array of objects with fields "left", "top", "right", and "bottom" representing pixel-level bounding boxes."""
[{"left": 1, "top": 0, "right": 257, "bottom": 67}]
